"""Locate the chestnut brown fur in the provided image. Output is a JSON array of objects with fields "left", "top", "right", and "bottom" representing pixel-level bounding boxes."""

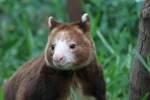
[{"left": 4, "top": 14, "right": 106, "bottom": 100}]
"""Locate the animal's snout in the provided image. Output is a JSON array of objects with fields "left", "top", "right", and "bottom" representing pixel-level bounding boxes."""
[{"left": 53, "top": 54, "right": 64, "bottom": 64}]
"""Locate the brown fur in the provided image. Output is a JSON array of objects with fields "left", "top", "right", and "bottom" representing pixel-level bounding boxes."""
[
  {"left": 4, "top": 55, "right": 105, "bottom": 100},
  {"left": 4, "top": 17, "right": 106, "bottom": 100},
  {"left": 46, "top": 24, "right": 94, "bottom": 69}
]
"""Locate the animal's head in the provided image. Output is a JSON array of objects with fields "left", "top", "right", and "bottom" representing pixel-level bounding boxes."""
[{"left": 44, "top": 13, "right": 96, "bottom": 70}]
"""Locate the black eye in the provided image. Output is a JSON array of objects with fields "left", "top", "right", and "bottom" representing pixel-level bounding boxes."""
[
  {"left": 69, "top": 43, "right": 76, "bottom": 49},
  {"left": 51, "top": 44, "right": 55, "bottom": 51}
]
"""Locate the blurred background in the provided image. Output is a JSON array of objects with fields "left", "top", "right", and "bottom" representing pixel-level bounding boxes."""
[{"left": 0, "top": 0, "right": 143, "bottom": 100}]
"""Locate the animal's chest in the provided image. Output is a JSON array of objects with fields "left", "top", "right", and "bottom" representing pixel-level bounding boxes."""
[{"left": 67, "top": 82, "right": 95, "bottom": 100}]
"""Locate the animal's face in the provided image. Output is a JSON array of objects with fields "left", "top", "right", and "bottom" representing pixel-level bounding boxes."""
[{"left": 45, "top": 14, "right": 95, "bottom": 70}]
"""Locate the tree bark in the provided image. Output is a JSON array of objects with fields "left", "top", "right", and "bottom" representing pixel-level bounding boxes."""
[
  {"left": 129, "top": 0, "right": 150, "bottom": 100},
  {"left": 66, "top": 0, "right": 83, "bottom": 21}
]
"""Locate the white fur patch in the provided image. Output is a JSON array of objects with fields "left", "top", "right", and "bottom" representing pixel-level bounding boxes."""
[
  {"left": 44, "top": 42, "right": 52, "bottom": 66},
  {"left": 48, "top": 16, "right": 53, "bottom": 28},
  {"left": 81, "top": 13, "right": 88, "bottom": 23},
  {"left": 53, "top": 40, "right": 75, "bottom": 68}
]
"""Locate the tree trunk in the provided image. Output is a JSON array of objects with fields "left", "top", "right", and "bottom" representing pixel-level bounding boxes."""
[
  {"left": 66, "top": 0, "right": 83, "bottom": 21},
  {"left": 129, "top": 0, "right": 150, "bottom": 100}
]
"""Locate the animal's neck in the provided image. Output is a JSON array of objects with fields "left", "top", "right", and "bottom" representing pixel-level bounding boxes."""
[{"left": 41, "top": 58, "right": 97, "bottom": 100}]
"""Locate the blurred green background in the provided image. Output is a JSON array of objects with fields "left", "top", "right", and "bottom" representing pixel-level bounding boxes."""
[{"left": 0, "top": 0, "right": 143, "bottom": 100}]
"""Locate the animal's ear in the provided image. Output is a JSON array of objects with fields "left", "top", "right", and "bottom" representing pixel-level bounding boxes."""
[
  {"left": 48, "top": 16, "right": 61, "bottom": 29},
  {"left": 79, "top": 13, "right": 90, "bottom": 32}
]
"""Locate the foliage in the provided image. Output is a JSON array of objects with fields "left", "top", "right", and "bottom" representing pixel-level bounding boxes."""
[
  {"left": 0, "top": 0, "right": 142, "bottom": 99},
  {"left": 0, "top": 87, "right": 3, "bottom": 100}
]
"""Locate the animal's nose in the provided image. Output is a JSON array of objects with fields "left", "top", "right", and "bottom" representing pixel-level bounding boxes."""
[{"left": 53, "top": 54, "right": 64, "bottom": 63}]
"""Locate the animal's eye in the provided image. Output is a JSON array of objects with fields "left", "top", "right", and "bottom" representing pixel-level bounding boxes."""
[
  {"left": 51, "top": 44, "right": 55, "bottom": 51},
  {"left": 69, "top": 43, "right": 76, "bottom": 49}
]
